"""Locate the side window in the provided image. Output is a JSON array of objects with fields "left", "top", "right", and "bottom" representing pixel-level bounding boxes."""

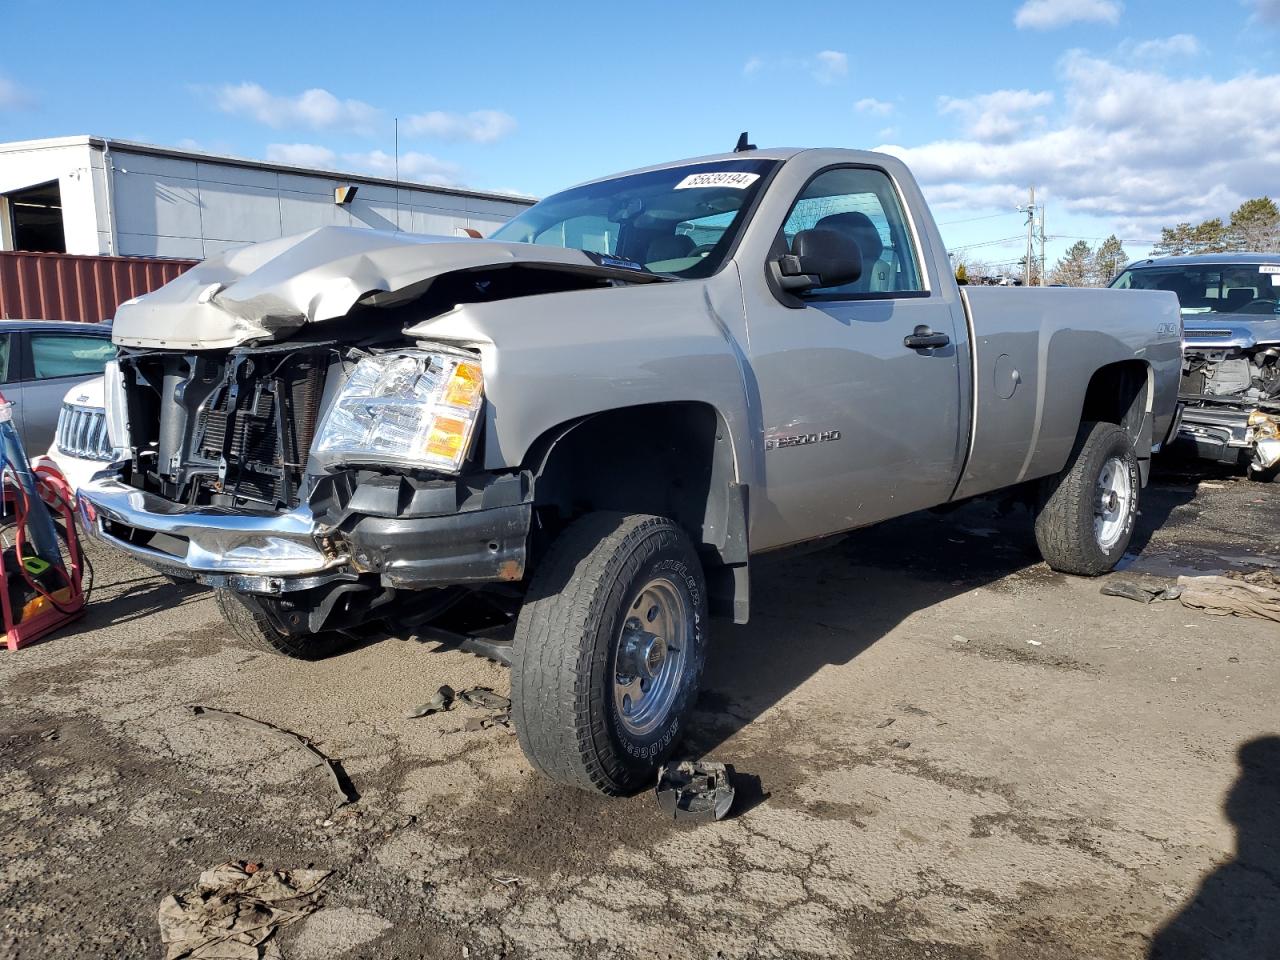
[
  {"left": 30, "top": 334, "right": 114, "bottom": 380},
  {"left": 781, "top": 167, "right": 924, "bottom": 296},
  {"left": 0, "top": 335, "right": 10, "bottom": 382}
]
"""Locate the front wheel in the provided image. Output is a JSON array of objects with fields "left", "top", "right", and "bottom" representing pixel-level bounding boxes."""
[
  {"left": 1034, "top": 421, "right": 1140, "bottom": 576},
  {"left": 215, "top": 590, "right": 354, "bottom": 660},
  {"left": 511, "top": 513, "right": 707, "bottom": 795}
]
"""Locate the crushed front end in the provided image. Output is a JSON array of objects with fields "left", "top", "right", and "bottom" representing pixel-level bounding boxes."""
[
  {"left": 79, "top": 340, "right": 531, "bottom": 636},
  {"left": 1175, "top": 324, "right": 1280, "bottom": 478}
]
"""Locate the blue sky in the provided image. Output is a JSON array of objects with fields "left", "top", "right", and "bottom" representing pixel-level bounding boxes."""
[{"left": 2, "top": 0, "right": 1278, "bottom": 270}]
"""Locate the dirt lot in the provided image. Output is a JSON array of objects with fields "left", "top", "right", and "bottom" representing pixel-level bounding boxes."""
[{"left": 2, "top": 462, "right": 1277, "bottom": 960}]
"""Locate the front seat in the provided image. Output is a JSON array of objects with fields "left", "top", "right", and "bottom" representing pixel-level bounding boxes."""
[
  {"left": 1225, "top": 288, "right": 1255, "bottom": 311},
  {"left": 645, "top": 234, "right": 696, "bottom": 266},
  {"left": 813, "top": 212, "right": 894, "bottom": 292}
]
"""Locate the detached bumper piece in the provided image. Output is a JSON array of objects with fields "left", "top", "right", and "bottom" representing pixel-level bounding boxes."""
[
  {"left": 655, "top": 760, "right": 736, "bottom": 823},
  {"left": 79, "top": 469, "right": 533, "bottom": 594},
  {"left": 1174, "top": 402, "right": 1280, "bottom": 472}
]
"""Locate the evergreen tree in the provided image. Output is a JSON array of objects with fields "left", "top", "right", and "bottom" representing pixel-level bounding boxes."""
[
  {"left": 1227, "top": 197, "right": 1280, "bottom": 251},
  {"left": 1049, "top": 240, "right": 1094, "bottom": 286},
  {"left": 1092, "top": 235, "right": 1129, "bottom": 286}
]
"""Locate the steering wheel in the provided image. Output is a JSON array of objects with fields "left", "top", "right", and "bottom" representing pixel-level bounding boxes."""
[{"left": 1235, "top": 298, "right": 1279, "bottom": 314}]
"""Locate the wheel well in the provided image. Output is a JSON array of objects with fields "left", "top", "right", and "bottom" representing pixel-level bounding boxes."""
[
  {"left": 524, "top": 402, "right": 748, "bottom": 619},
  {"left": 1081, "top": 360, "right": 1151, "bottom": 437},
  {"left": 1080, "top": 360, "right": 1153, "bottom": 474}
]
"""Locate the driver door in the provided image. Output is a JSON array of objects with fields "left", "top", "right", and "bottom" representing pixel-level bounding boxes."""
[{"left": 744, "top": 165, "right": 968, "bottom": 550}]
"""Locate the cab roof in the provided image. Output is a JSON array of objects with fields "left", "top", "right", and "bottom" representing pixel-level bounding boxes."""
[{"left": 1123, "top": 252, "right": 1280, "bottom": 269}]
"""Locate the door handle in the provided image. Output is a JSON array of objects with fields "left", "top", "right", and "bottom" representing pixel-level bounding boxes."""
[{"left": 904, "top": 326, "right": 950, "bottom": 350}]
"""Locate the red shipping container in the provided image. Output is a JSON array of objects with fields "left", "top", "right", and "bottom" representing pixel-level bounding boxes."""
[{"left": 0, "top": 250, "right": 196, "bottom": 324}]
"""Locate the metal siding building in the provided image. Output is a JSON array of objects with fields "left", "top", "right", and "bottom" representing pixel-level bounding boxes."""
[{"left": 0, "top": 135, "right": 534, "bottom": 260}]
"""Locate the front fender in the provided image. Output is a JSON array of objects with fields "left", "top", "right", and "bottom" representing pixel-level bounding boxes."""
[{"left": 403, "top": 269, "right": 756, "bottom": 488}]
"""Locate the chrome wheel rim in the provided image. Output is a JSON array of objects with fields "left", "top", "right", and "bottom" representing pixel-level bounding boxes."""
[
  {"left": 613, "top": 576, "right": 690, "bottom": 737},
  {"left": 1095, "top": 455, "right": 1132, "bottom": 550}
]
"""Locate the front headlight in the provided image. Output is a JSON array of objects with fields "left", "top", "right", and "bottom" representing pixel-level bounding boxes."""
[{"left": 313, "top": 350, "right": 484, "bottom": 473}]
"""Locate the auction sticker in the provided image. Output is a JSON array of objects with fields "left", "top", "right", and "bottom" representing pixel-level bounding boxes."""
[
  {"left": 1259, "top": 264, "right": 1280, "bottom": 274},
  {"left": 674, "top": 171, "right": 760, "bottom": 190}
]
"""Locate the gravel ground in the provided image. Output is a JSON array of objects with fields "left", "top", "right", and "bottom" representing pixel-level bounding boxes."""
[{"left": 1, "top": 461, "right": 1277, "bottom": 960}]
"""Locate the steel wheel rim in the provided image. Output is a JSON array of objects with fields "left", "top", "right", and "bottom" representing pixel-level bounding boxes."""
[
  {"left": 613, "top": 576, "right": 690, "bottom": 738},
  {"left": 1095, "top": 455, "right": 1132, "bottom": 550}
]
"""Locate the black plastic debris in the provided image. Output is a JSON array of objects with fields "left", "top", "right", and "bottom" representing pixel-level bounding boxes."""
[
  {"left": 405, "top": 685, "right": 456, "bottom": 719},
  {"left": 463, "top": 713, "right": 512, "bottom": 732},
  {"left": 655, "top": 760, "right": 736, "bottom": 823},
  {"left": 458, "top": 687, "right": 511, "bottom": 711},
  {"left": 1100, "top": 580, "right": 1182, "bottom": 604}
]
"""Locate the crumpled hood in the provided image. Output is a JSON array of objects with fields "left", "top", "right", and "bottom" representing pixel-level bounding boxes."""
[{"left": 112, "top": 226, "right": 651, "bottom": 350}]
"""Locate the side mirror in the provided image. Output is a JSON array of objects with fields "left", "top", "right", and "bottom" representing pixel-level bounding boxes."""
[{"left": 776, "top": 228, "right": 863, "bottom": 291}]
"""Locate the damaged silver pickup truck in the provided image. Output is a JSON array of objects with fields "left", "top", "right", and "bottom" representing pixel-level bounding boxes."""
[
  {"left": 1111, "top": 254, "right": 1280, "bottom": 481},
  {"left": 81, "top": 146, "right": 1181, "bottom": 794}
]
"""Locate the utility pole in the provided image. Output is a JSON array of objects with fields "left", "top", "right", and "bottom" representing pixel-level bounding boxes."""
[
  {"left": 1039, "top": 204, "right": 1047, "bottom": 287},
  {"left": 1019, "top": 187, "right": 1036, "bottom": 286}
]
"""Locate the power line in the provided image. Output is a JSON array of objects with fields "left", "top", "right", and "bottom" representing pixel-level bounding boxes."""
[
  {"left": 1051, "top": 234, "right": 1161, "bottom": 245},
  {"left": 936, "top": 211, "right": 1016, "bottom": 226},
  {"left": 949, "top": 234, "right": 1027, "bottom": 251}
]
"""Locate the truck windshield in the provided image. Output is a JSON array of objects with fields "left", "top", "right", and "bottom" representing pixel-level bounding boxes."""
[
  {"left": 489, "top": 159, "right": 779, "bottom": 279},
  {"left": 1111, "top": 264, "right": 1280, "bottom": 317}
]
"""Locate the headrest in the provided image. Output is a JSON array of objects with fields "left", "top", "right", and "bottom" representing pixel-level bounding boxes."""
[{"left": 814, "top": 211, "right": 884, "bottom": 264}]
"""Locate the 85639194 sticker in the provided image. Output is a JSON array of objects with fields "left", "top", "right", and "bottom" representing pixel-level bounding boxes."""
[{"left": 674, "top": 171, "right": 760, "bottom": 190}]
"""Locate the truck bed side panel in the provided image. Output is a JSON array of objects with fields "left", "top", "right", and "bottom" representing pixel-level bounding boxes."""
[{"left": 953, "top": 287, "right": 1181, "bottom": 500}]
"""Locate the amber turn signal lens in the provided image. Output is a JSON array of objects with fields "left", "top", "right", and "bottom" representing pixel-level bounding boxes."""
[
  {"left": 425, "top": 415, "right": 469, "bottom": 460},
  {"left": 443, "top": 361, "right": 483, "bottom": 408}
]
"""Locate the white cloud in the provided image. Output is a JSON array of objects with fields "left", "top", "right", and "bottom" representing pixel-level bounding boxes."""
[
  {"left": 342, "top": 149, "right": 460, "bottom": 186},
  {"left": 402, "top": 109, "right": 516, "bottom": 143},
  {"left": 1014, "top": 0, "right": 1122, "bottom": 30},
  {"left": 811, "top": 50, "right": 848, "bottom": 84},
  {"left": 1247, "top": 0, "right": 1280, "bottom": 23},
  {"left": 0, "top": 75, "right": 31, "bottom": 110},
  {"left": 1124, "top": 34, "right": 1200, "bottom": 59},
  {"left": 938, "top": 89, "right": 1053, "bottom": 142},
  {"left": 878, "top": 52, "right": 1280, "bottom": 238},
  {"left": 855, "top": 97, "right": 894, "bottom": 116},
  {"left": 743, "top": 51, "right": 849, "bottom": 84},
  {"left": 213, "top": 82, "right": 381, "bottom": 134},
  {"left": 266, "top": 142, "right": 338, "bottom": 168}
]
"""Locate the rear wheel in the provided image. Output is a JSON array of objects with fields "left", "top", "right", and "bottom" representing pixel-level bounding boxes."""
[
  {"left": 1034, "top": 421, "right": 1140, "bottom": 575},
  {"left": 214, "top": 589, "right": 354, "bottom": 660},
  {"left": 511, "top": 512, "right": 707, "bottom": 795}
]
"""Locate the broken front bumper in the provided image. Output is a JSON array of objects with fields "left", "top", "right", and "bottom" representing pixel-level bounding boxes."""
[
  {"left": 1174, "top": 402, "right": 1280, "bottom": 471},
  {"left": 78, "top": 471, "right": 532, "bottom": 594}
]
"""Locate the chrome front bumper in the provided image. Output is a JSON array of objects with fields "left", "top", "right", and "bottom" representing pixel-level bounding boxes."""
[{"left": 78, "top": 477, "right": 346, "bottom": 582}]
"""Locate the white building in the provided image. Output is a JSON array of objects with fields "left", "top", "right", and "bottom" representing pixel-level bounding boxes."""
[{"left": 0, "top": 135, "right": 533, "bottom": 260}]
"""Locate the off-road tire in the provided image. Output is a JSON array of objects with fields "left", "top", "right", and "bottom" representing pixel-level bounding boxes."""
[
  {"left": 511, "top": 512, "right": 707, "bottom": 795},
  {"left": 1034, "top": 421, "right": 1140, "bottom": 576},
  {"left": 214, "top": 589, "right": 353, "bottom": 660}
]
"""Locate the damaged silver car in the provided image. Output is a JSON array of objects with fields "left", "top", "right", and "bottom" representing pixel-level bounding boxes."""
[{"left": 1112, "top": 254, "right": 1280, "bottom": 481}]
